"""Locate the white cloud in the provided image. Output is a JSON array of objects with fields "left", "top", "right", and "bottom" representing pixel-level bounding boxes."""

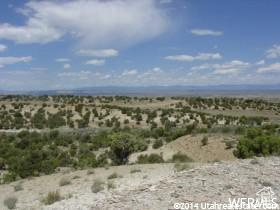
[
  {"left": 255, "top": 60, "right": 265, "bottom": 65},
  {"left": 56, "top": 58, "right": 70, "bottom": 62},
  {"left": 191, "top": 29, "right": 223, "bottom": 36},
  {"left": 192, "top": 60, "right": 250, "bottom": 75},
  {"left": 196, "top": 53, "right": 222, "bottom": 60},
  {"left": 101, "top": 74, "right": 111, "bottom": 80},
  {"left": 165, "top": 55, "right": 194, "bottom": 62},
  {"left": 165, "top": 53, "right": 222, "bottom": 62},
  {"left": 122, "top": 69, "right": 138, "bottom": 76},
  {"left": 0, "top": 0, "right": 169, "bottom": 48},
  {"left": 213, "top": 60, "right": 250, "bottom": 75},
  {"left": 58, "top": 72, "right": 76, "bottom": 77},
  {"left": 0, "top": 56, "right": 32, "bottom": 68},
  {"left": 138, "top": 67, "right": 163, "bottom": 79},
  {"left": 0, "top": 44, "right": 7, "bottom": 52},
  {"left": 63, "top": 63, "right": 71, "bottom": 69},
  {"left": 152, "top": 67, "right": 162, "bottom": 72},
  {"left": 266, "top": 45, "right": 280, "bottom": 59},
  {"left": 257, "top": 62, "right": 280, "bottom": 73},
  {"left": 58, "top": 70, "right": 90, "bottom": 78},
  {"left": 85, "top": 59, "right": 105, "bottom": 66},
  {"left": 78, "top": 49, "right": 118, "bottom": 58}
]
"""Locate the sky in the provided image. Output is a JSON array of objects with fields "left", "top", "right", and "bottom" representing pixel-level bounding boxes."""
[{"left": 0, "top": 0, "right": 280, "bottom": 90}]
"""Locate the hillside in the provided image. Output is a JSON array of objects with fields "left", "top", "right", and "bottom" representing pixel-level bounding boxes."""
[{"left": 0, "top": 157, "right": 279, "bottom": 210}]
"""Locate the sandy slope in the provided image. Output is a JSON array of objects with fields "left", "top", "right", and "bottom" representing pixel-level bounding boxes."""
[{"left": 129, "top": 134, "right": 236, "bottom": 163}]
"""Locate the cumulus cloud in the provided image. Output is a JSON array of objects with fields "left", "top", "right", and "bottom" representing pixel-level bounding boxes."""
[
  {"left": 192, "top": 60, "right": 250, "bottom": 75},
  {"left": 63, "top": 63, "right": 71, "bottom": 69},
  {"left": 257, "top": 62, "right": 280, "bottom": 73},
  {"left": 56, "top": 58, "right": 70, "bottom": 62},
  {"left": 165, "top": 53, "right": 222, "bottom": 62},
  {"left": 0, "top": 0, "right": 169, "bottom": 48},
  {"left": 191, "top": 29, "right": 223, "bottom": 36},
  {"left": 78, "top": 49, "right": 118, "bottom": 58},
  {"left": 266, "top": 45, "right": 280, "bottom": 59},
  {"left": 0, "top": 56, "right": 32, "bottom": 68},
  {"left": 122, "top": 69, "right": 138, "bottom": 76},
  {"left": 85, "top": 59, "right": 105, "bottom": 66},
  {"left": 0, "top": 44, "right": 7, "bottom": 52}
]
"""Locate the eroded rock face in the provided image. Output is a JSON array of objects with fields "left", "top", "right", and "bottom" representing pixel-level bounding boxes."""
[{"left": 95, "top": 157, "right": 280, "bottom": 210}]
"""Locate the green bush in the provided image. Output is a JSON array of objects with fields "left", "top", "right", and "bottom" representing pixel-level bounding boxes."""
[
  {"left": 172, "top": 152, "right": 193, "bottom": 163},
  {"left": 109, "top": 132, "right": 147, "bottom": 165},
  {"left": 201, "top": 136, "right": 208, "bottom": 146},
  {"left": 3, "top": 172, "right": 17, "bottom": 184},
  {"left": 0, "top": 157, "right": 5, "bottom": 170},
  {"left": 137, "top": 154, "right": 164, "bottom": 164},
  {"left": 152, "top": 139, "right": 163, "bottom": 149},
  {"left": 234, "top": 135, "right": 280, "bottom": 158}
]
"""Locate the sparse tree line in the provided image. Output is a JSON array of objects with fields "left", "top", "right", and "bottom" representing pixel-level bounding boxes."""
[
  {"left": 1, "top": 95, "right": 280, "bottom": 111},
  {"left": 0, "top": 96, "right": 273, "bottom": 130}
]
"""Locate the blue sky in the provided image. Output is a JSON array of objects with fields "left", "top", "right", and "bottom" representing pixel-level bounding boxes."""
[{"left": 0, "top": 0, "right": 280, "bottom": 90}]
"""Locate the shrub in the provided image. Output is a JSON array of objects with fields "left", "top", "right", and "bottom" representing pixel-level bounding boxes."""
[
  {"left": 250, "top": 159, "right": 259, "bottom": 165},
  {"left": 4, "top": 197, "right": 17, "bottom": 209},
  {"left": 3, "top": 173, "right": 17, "bottom": 184},
  {"left": 109, "top": 132, "right": 147, "bottom": 165},
  {"left": 261, "top": 180, "right": 273, "bottom": 187},
  {"left": 91, "top": 180, "right": 105, "bottom": 193},
  {"left": 171, "top": 152, "right": 192, "bottom": 163},
  {"left": 0, "top": 157, "right": 5, "bottom": 170},
  {"left": 130, "top": 169, "right": 141, "bottom": 173},
  {"left": 174, "top": 163, "right": 190, "bottom": 172},
  {"left": 43, "top": 191, "right": 62, "bottom": 205},
  {"left": 107, "top": 172, "right": 118, "bottom": 179},
  {"left": 124, "top": 119, "right": 129, "bottom": 124},
  {"left": 234, "top": 135, "right": 280, "bottom": 158},
  {"left": 14, "top": 183, "right": 23, "bottom": 192},
  {"left": 201, "top": 136, "right": 208, "bottom": 146},
  {"left": 72, "top": 175, "right": 80, "bottom": 179},
  {"left": 225, "top": 140, "right": 235, "bottom": 149},
  {"left": 59, "top": 177, "right": 71, "bottom": 186},
  {"left": 152, "top": 139, "right": 163, "bottom": 149},
  {"left": 137, "top": 154, "right": 164, "bottom": 164},
  {"left": 107, "top": 181, "right": 116, "bottom": 189},
  {"left": 87, "top": 170, "right": 95, "bottom": 175}
]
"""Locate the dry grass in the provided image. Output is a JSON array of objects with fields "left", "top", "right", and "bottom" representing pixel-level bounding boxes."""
[{"left": 42, "top": 191, "right": 62, "bottom": 205}]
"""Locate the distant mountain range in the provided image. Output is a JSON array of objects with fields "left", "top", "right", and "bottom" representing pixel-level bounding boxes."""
[{"left": 1, "top": 84, "right": 280, "bottom": 96}]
